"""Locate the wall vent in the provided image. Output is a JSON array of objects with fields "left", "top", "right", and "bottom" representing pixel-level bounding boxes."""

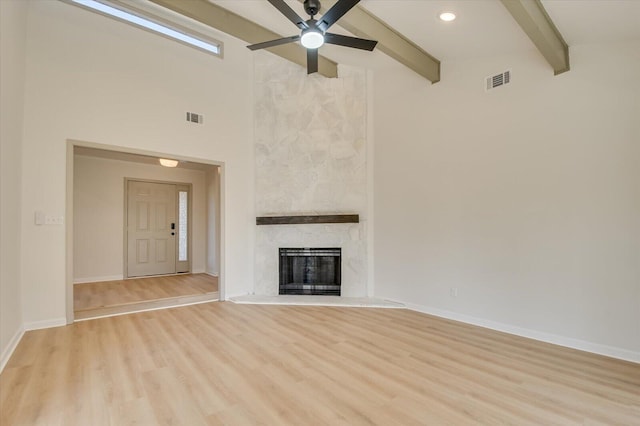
[
  {"left": 186, "top": 112, "right": 204, "bottom": 124},
  {"left": 486, "top": 70, "right": 511, "bottom": 91}
]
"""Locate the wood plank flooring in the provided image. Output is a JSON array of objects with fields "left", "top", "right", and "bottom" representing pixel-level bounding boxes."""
[
  {"left": 74, "top": 274, "right": 218, "bottom": 319},
  {"left": 2, "top": 303, "right": 639, "bottom": 425}
]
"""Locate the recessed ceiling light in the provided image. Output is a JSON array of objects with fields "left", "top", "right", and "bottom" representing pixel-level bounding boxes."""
[{"left": 439, "top": 12, "right": 456, "bottom": 22}]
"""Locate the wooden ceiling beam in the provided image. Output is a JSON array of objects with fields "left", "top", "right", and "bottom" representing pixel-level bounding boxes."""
[
  {"left": 148, "top": 0, "right": 338, "bottom": 77},
  {"left": 302, "top": 0, "right": 441, "bottom": 83},
  {"left": 500, "top": 0, "right": 570, "bottom": 75}
]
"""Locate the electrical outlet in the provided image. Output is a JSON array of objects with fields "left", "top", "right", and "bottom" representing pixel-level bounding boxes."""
[{"left": 450, "top": 287, "right": 458, "bottom": 297}]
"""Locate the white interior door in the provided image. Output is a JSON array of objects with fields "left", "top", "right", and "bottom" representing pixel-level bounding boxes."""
[{"left": 127, "top": 181, "right": 177, "bottom": 277}]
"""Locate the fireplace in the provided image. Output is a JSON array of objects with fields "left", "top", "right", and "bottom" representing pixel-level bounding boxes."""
[{"left": 279, "top": 248, "right": 341, "bottom": 295}]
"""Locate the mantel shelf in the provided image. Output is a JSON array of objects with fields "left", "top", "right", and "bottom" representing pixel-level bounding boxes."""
[{"left": 256, "top": 214, "right": 359, "bottom": 225}]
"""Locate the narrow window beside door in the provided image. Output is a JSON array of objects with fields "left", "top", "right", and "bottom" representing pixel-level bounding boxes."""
[{"left": 178, "top": 190, "right": 188, "bottom": 262}]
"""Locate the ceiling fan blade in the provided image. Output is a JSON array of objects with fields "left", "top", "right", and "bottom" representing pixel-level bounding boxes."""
[
  {"left": 267, "top": 0, "right": 309, "bottom": 30},
  {"left": 307, "top": 48, "right": 318, "bottom": 74},
  {"left": 247, "top": 35, "right": 300, "bottom": 51},
  {"left": 316, "top": 0, "right": 359, "bottom": 32},
  {"left": 324, "top": 33, "right": 377, "bottom": 51}
]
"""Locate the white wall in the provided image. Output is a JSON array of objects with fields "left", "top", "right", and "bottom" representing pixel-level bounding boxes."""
[
  {"left": 373, "top": 42, "right": 640, "bottom": 360},
  {"left": 206, "top": 167, "right": 221, "bottom": 275},
  {"left": 20, "top": 0, "right": 254, "bottom": 324},
  {"left": 74, "top": 155, "right": 209, "bottom": 282},
  {"left": 0, "top": 0, "right": 28, "bottom": 367}
]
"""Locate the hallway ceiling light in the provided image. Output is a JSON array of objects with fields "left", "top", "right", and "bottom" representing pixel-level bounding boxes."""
[{"left": 159, "top": 158, "right": 179, "bottom": 167}]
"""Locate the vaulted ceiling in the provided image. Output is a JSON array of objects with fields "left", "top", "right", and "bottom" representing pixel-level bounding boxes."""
[{"left": 150, "top": 0, "right": 640, "bottom": 82}]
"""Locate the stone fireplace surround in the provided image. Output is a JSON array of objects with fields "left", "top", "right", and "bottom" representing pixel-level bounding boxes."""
[
  {"left": 254, "top": 220, "right": 367, "bottom": 297},
  {"left": 253, "top": 53, "right": 369, "bottom": 298},
  {"left": 255, "top": 213, "right": 366, "bottom": 296}
]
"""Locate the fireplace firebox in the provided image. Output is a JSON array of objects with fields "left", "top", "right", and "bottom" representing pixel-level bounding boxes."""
[{"left": 279, "top": 248, "right": 341, "bottom": 295}]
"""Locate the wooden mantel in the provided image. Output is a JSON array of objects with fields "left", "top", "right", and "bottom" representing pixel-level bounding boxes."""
[{"left": 256, "top": 214, "right": 359, "bottom": 225}]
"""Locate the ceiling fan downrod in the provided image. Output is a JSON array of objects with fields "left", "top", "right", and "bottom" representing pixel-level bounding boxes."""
[{"left": 304, "top": 0, "right": 321, "bottom": 18}]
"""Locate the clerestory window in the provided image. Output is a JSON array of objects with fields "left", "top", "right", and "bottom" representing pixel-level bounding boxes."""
[{"left": 66, "top": 0, "right": 222, "bottom": 57}]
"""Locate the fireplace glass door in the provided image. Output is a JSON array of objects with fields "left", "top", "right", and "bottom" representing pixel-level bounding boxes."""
[{"left": 279, "top": 248, "right": 341, "bottom": 295}]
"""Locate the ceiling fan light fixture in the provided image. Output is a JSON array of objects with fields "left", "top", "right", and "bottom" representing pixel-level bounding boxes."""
[
  {"left": 300, "top": 29, "right": 324, "bottom": 49},
  {"left": 439, "top": 12, "right": 457, "bottom": 22},
  {"left": 159, "top": 158, "right": 179, "bottom": 167}
]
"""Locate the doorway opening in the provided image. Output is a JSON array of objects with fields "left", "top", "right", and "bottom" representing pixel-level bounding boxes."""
[{"left": 69, "top": 144, "right": 222, "bottom": 320}]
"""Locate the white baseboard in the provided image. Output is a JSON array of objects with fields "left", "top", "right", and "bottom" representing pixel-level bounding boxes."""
[
  {"left": 74, "top": 275, "right": 123, "bottom": 284},
  {"left": 0, "top": 325, "right": 25, "bottom": 373},
  {"left": 24, "top": 318, "right": 68, "bottom": 331},
  {"left": 192, "top": 268, "right": 206, "bottom": 274},
  {"left": 397, "top": 301, "right": 640, "bottom": 364},
  {"left": 205, "top": 272, "right": 219, "bottom": 277},
  {"left": 223, "top": 292, "right": 248, "bottom": 301}
]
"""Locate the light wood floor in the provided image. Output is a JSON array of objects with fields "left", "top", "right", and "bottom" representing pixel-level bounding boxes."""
[
  {"left": 2, "top": 303, "right": 639, "bottom": 425},
  {"left": 74, "top": 274, "right": 218, "bottom": 320}
]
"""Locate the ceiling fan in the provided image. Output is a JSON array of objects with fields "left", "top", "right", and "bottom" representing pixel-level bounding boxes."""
[{"left": 247, "top": 0, "right": 378, "bottom": 74}]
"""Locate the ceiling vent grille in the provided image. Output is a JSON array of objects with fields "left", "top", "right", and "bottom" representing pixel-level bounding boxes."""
[
  {"left": 186, "top": 112, "right": 204, "bottom": 124},
  {"left": 486, "top": 70, "right": 511, "bottom": 91}
]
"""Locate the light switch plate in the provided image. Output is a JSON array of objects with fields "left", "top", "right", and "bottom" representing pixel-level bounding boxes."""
[{"left": 35, "top": 211, "right": 46, "bottom": 225}]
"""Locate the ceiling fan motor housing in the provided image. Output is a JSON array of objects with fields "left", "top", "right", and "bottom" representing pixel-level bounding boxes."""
[{"left": 304, "top": 0, "right": 321, "bottom": 17}]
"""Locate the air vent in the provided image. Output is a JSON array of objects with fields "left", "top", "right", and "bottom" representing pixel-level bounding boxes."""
[
  {"left": 186, "top": 112, "right": 204, "bottom": 124},
  {"left": 486, "top": 70, "right": 511, "bottom": 91}
]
